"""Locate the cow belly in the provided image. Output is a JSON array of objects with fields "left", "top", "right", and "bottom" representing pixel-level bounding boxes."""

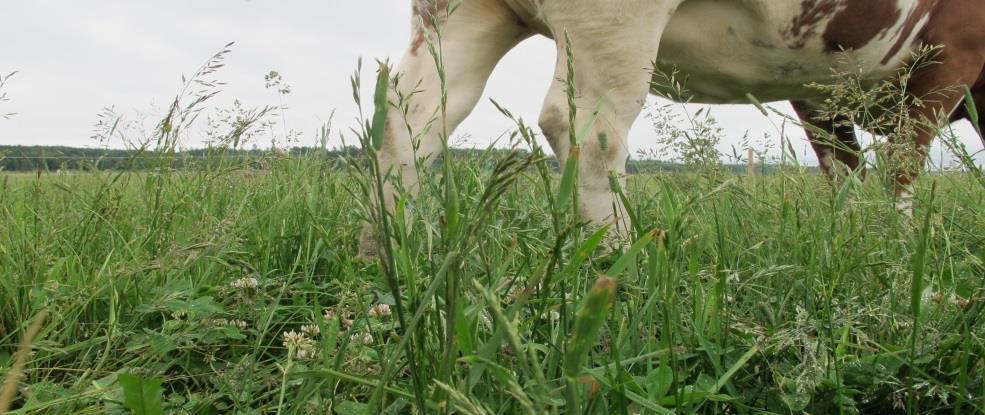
[{"left": 654, "top": 0, "right": 923, "bottom": 104}]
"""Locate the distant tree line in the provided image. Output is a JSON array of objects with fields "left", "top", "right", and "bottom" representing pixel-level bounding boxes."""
[
  {"left": 0, "top": 145, "right": 353, "bottom": 172},
  {"left": 0, "top": 145, "right": 795, "bottom": 174}
]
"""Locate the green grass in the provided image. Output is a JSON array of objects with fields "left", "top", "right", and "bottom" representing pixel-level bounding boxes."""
[
  {"left": 2, "top": 41, "right": 984, "bottom": 414},
  {"left": 1, "top": 151, "right": 983, "bottom": 413}
]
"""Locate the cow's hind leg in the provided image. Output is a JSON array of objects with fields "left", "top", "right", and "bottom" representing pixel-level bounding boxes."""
[
  {"left": 537, "top": 1, "right": 684, "bottom": 241},
  {"left": 791, "top": 101, "right": 866, "bottom": 179},
  {"left": 359, "top": 0, "right": 530, "bottom": 257},
  {"left": 888, "top": 4, "right": 985, "bottom": 214}
]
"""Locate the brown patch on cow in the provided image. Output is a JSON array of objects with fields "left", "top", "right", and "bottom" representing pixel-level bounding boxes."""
[
  {"left": 410, "top": 0, "right": 449, "bottom": 56},
  {"left": 917, "top": 0, "right": 985, "bottom": 123},
  {"left": 880, "top": 0, "right": 985, "bottom": 189},
  {"left": 974, "top": 68, "right": 985, "bottom": 90},
  {"left": 822, "top": 0, "right": 901, "bottom": 52},
  {"left": 411, "top": 34, "right": 426, "bottom": 56},
  {"left": 881, "top": 0, "right": 940, "bottom": 64},
  {"left": 784, "top": 0, "right": 840, "bottom": 49}
]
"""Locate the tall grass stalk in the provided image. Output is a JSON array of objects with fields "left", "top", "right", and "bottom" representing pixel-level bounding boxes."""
[{"left": 0, "top": 311, "right": 47, "bottom": 414}]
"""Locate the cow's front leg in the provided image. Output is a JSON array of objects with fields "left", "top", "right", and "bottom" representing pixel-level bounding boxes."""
[
  {"left": 791, "top": 101, "right": 866, "bottom": 179},
  {"left": 537, "top": 2, "right": 682, "bottom": 241},
  {"left": 359, "top": 0, "right": 530, "bottom": 258}
]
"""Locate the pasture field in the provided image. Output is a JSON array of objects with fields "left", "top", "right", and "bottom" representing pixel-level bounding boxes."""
[{"left": 1, "top": 150, "right": 983, "bottom": 414}]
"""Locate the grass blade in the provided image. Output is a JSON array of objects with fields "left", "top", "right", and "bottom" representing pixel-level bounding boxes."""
[
  {"left": 370, "top": 62, "right": 390, "bottom": 150},
  {"left": 557, "top": 146, "right": 580, "bottom": 211},
  {"left": 606, "top": 228, "right": 661, "bottom": 276},
  {"left": 963, "top": 85, "right": 983, "bottom": 142},
  {"left": 564, "top": 275, "right": 618, "bottom": 413}
]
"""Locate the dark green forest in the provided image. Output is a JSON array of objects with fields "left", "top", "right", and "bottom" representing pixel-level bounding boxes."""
[
  {"left": 0, "top": 145, "right": 791, "bottom": 174},
  {"left": 0, "top": 145, "right": 355, "bottom": 172}
]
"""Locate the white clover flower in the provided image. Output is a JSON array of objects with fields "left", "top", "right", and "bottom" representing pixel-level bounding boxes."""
[
  {"left": 368, "top": 304, "right": 392, "bottom": 318},
  {"left": 538, "top": 310, "right": 561, "bottom": 322},
  {"left": 230, "top": 277, "right": 259, "bottom": 290},
  {"left": 301, "top": 324, "right": 320, "bottom": 337},
  {"left": 351, "top": 332, "right": 374, "bottom": 345},
  {"left": 203, "top": 318, "right": 226, "bottom": 327},
  {"left": 295, "top": 344, "right": 318, "bottom": 360},
  {"left": 282, "top": 331, "right": 309, "bottom": 349},
  {"left": 204, "top": 318, "right": 248, "bottom": 329},
  {"left": 323, "top": 308, "right": 354, "bottom": 328},
  {"left": 282, "top": 330, "right": 318, "bottom": 360}
]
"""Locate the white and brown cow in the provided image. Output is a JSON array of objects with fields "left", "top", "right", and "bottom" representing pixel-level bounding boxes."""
[{"left": 363, "top": 0, "right": 985, "bottom": 252}]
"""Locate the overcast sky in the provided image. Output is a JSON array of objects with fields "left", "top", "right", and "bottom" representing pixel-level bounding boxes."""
[{"left": 1, "top": 0, "right": 981, "bottom": 165}]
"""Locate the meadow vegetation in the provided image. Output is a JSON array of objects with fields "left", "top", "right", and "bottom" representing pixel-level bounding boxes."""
[{"left": 1, "top": 41, "right": 984, "bottom": 414}]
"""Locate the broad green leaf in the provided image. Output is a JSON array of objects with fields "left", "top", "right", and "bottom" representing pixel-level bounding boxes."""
[
  {"left": 647, "top": 365, "right": 674, "bottom": 401},
  {"left": 118, "top": 373, "right": 165, "bottom": 415},
  {"left": 336, "top": 400, "right": 369, "bottom": 415}
]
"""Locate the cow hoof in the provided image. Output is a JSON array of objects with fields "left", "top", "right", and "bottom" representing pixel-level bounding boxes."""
[
  {"left": 594, "top": 224, "right": 631, "bottom": 255},
  {"left": 358, "top": 226, "right": 380, "bottom": 260},
  {"left": 895, "top": 200, "right": 914, "bottom": 218},
  {"left": 894, "top": 190, "right": 914, "bottom": 219}
]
